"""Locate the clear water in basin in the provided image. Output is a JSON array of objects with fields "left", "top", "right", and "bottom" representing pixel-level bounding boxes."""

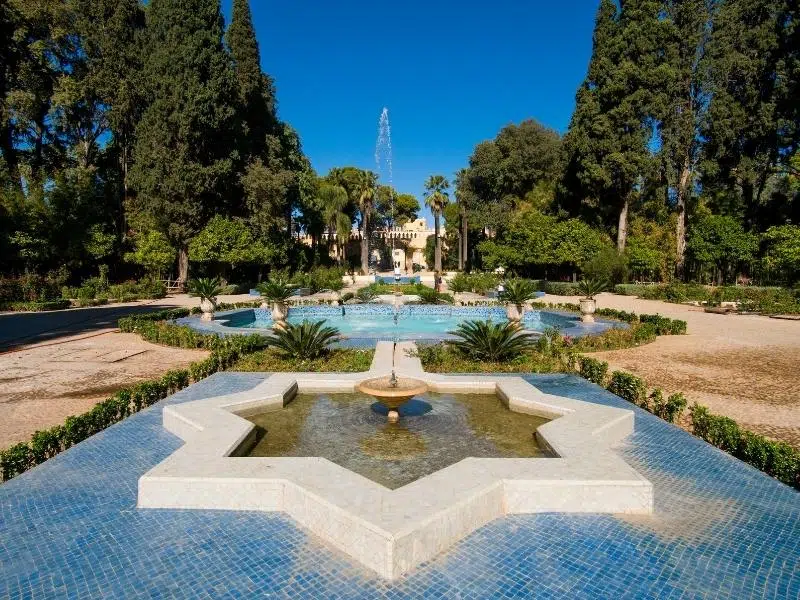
[
  {"left": 242, "top": 392, "right": 550, "bottom": 489},
  {"left": 225, "top": 305, "right": 584, "bottom": 340}
]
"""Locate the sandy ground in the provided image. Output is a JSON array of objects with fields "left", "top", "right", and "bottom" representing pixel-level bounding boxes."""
[
  {"left": 2, "top": 289, "right": 799, "bottom": 450},
  {"left": 0, "top": 330, "right": 207, "bottom": 448},
  {"left": 545, "top": 293, "right": 800, "bottom": 449}
]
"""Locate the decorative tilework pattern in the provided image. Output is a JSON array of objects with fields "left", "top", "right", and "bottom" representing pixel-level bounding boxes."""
[{"left": 1, "top": 373, "right": 798, "bottom": 598}]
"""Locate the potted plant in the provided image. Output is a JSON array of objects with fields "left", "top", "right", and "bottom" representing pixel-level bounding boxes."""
[
  {"left": 499, "top": 279, "right": 538, "bottom": 323},
  {"left": 188, "top": 277, "right": 222, "bottom": 321},
  {"left": 256, "top": 279, "right": 296, "bottom": 329},
  {"left": 577, "top": 277, "right": 609, "bottom": 323}
]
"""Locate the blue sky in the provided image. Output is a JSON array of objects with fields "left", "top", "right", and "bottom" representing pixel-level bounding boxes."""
[{"left": 221, "top": 1, "right": 598, "bottom": 221}]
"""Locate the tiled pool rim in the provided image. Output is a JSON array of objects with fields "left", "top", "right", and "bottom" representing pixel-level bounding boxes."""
[
  {"left": 1, "top": 368, "right": 798, "bottom": 596},
  {"left": 137, "top": 341, "right": 652, "bottom": 580},
  {"left": 176, "top": 304, "right": 623, "bottom": 342}
]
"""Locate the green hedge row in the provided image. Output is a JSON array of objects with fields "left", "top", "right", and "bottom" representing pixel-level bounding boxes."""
[
  {"left": 1, "top": 314, "right": 268, "bottom": 482},
  {"left": 614, "top": 283, "right": 800, "bottom": 314},
  {"left": 5, "top": 299, "right": 72, "bottom": 312},
  {"left": 690, "top": 405, "right": 799, "bottom": 489},
  {"left": 533, "top": 301, "right": 688, "bottom": 334},
  {"left": 575, "top": 358, "right": 799, "bottom": 490}
]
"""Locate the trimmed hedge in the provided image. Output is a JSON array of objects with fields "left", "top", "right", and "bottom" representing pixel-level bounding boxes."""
[
  {"left": 568, "top": 355, "right": 799, "bottom": 490},
  {"left": 578, "top": 356, "right": 608, "bottom": 385},
  {"left": 542, "top": 281, "right": 581, "bottom": 296},
  {"left": 690, "top": 404, "right": 799, "bottom": 489},
  {"left": 1, "top": 314, "right": 268, "bottom": 482},
  {"left": 614, "top": 283, "right": 800, "bottom": 314},
  {"left": 7, "top": 299, "right": 72, "bottom": 312}
]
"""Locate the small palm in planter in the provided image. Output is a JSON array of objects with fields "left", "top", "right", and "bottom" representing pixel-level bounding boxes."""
[
  {"left": 266, "top": 320, "right": 340, "bottom": 361},
  {"left": 189, "top": 277, "right": 222, "bottom": 321},
  {"left": 256, "top": 279, "right": 296, "bottom": 329},
  {"left": 577, "top": 277, "right": 609, "bottom": 323},
  {"left": 499, "top": 279, "right": 538, "bottom": 323},
  {"left": 448, "top": 319, "right": 536, "bottom": 362}
]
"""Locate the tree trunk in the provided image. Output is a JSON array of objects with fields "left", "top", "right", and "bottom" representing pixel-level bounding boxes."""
[
  {"left": 360, "top": 211, "right": 369, "bottom": 274},
  {"left": 616, "top": 195, "right": 630, "bottom": 252},
  {"left": 675, "top": 155, "right": 691, "bottom": 280},
  {"left": 434, "top": 212, "right": 442, "bottom": 273},
  {"left": 177, "top": 244, "right": 189, "bottom": 285},
  {"left": 461, "top": 208, "right": 468, "bottom": 271}
]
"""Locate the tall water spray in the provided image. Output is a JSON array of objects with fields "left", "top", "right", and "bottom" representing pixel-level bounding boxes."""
[{"left": 375, "top": 108, "right": 394, "bottom": 257}]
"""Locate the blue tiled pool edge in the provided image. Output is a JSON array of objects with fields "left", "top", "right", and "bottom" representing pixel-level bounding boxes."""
[{"left": 1, "top": 372, "right": 797, "bottom": 599}]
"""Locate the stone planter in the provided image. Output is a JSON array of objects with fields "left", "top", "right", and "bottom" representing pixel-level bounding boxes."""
[
  {"left": 271, "top": 301, "right": 288, "bottom": 329},
  {"left": 506, "top": 303, "right": 524, "bottom": 323},
  {"left": 579, "top": 298, "right": 596, "bottom": 323},
  {"left": 200, "top": 298, "right": 215, "bottom": 321}
]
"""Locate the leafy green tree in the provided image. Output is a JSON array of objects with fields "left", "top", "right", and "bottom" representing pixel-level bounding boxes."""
[
  {"left": 686, "top": 215, "right": 759, "bottom": 283},
  {"left": 761, "top": 225, "right": 800, "bottom": 284},
  {"left": 130, "top": 0, "right": 240, "bottom": 283},
  {"left": 188, "top": 215, "right": 268, "bottom": 275},
  {"left": 124, "top": 230, "right": 176, "bottom": 278},
  {"left": 424, "top": 174, "right": 450, "bottom": 272}
]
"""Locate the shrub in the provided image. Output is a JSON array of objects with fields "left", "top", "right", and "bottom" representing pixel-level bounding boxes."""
[
  {"left": 267, "top": 320, "right": 340, "bottom": 360},
  {"left": 257, "top": 279, "right": 296, "bottom": 303},
  {"left": 543, "top": 281, "right": 581, "bottom": 296},
  {"left": 577, "top": 277, "right": 610, "bottom": 299},
  {"left": 446, "top": 273, "right": 469, "bottom": 293},
  {"left": 500, "top": 279, "right": 539, "bottom": 304},
  {"left": 415, "top": 285, "right": 453, "bottom": 304},
  {"left": 8, "top": 299, "right": 72, "bottom": 312},
  {"left": 188, "top": 277, "right": 223, "bottom": 303},
  {"left": 448, "top": 320, "right": 536, "bottom": 362},
  {"left": 649, "top": 390, "right": 687, "bottom": 423},
  {"left": 578, "top": 356, "right": 608, "bottom": 385},
  {"left": 607, "top": 371, "right": 647, "bottom": 407},
  {"left": 582, "top": 247, "right": 628, "bottom": 284},
  {"left": 690, "top": 404, "right": 800, "bottom": 489},
  {"left": 639, "top": 314, "right": 687, "bottom": 335}
]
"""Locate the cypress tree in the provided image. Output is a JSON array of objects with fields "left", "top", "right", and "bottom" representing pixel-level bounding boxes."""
[
  {"left": 658, "top": 0, "right": 709, "bottom": 277},
  {"left": 130, "top": 0, "right": 240, "bottom": 283},
  {"left": 226, "top": 0, "right": 277, "bottom": 161},
  {"left": 560, "top": 0, "right": 663, "bottom": 251},
  {"left": 701, "top": 0, "right": 796, "bottom": 230}
]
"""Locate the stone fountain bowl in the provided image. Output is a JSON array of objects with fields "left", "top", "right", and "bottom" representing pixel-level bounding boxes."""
[{"left": 358, "top": 376, "right": 429, "bottom": 410}]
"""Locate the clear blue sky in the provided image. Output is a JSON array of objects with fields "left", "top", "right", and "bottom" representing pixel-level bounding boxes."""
[{"left": 221, "top": 1, "right": 598, "bottom": 221}]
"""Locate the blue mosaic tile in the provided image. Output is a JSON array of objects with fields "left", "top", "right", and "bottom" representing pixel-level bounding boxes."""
[{"left": 1, "top": 372, "right": 798, "bottom": 598}]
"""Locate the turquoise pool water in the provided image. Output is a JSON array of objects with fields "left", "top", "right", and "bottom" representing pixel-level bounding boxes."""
[{"left": 218, "top": 305, "right": 615, "bottom": 341}]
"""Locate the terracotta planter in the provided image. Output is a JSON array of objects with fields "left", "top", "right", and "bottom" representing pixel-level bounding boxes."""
[
  {"left": 506, "top": 303, "right": 524, "bottom": 322},
  {"left": 200, "top": 298, "right": 215, "bottom": 321},
  {"left": 579, "top": 298, "right": 596, "bottom": 323}
]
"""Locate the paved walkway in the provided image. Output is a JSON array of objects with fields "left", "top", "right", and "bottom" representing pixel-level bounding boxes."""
[{"left": 1, "top": 372, "right": 797, "bottom": 598}]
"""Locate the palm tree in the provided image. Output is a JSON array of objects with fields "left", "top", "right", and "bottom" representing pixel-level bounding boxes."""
[
  {"left": 318, "top": 183, "right": 351, "bottom": 263},
  {"left": 354, "top": 170, "right": 378, "bottom": 274},
  {"left": 424, "top": 174, "right": 450, "bottom": 273}
]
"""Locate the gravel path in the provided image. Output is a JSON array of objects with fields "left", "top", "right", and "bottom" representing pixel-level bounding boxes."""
[{"left": 545, "top": 293, "right": 800, "bottom": 448}]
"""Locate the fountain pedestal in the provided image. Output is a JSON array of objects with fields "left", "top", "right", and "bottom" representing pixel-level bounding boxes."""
[{"left": 358, "top": 373, "right": 428, "bottom": 423}]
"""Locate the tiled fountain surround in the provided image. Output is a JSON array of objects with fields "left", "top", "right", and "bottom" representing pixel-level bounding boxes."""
[
  {"left": 138, "top": 341, "right": 653, "bottom": 580},
  {"left": 176, "top": 304, "right": 623, "bottom": 341}
]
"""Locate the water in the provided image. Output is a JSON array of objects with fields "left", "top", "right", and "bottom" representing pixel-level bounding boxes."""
[
  {"left": 226, "top": 305, "right": 582, "bottom": 340},
  {"left": 243, "top": 392, "right": 549, "bottom": 489}
]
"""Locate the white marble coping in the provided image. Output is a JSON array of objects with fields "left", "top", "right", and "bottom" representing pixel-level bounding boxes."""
[{"left": 138, "top": 341, "right": 652, "bottom": 580}]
